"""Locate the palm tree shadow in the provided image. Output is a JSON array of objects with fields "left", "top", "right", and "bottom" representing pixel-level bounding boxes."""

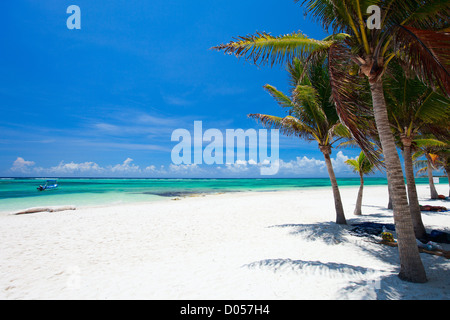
[
  {"left": 241, "top": 258, "right": 397, "bottom": 299},
  {"left": 336, "top": 273, "right": 404, "bottom": 300},
  {"left": 243, "top": 258, "right": 375, "bottom": 277},
  {"left": 268, "top": 221, "right": 400, "bottom": 266},
  {"left": 247, "top": 223, "right": 450, "bottom": 299},
  {"left": 361, "top": 204, "right": 393, "bottom": 212},
  {"left": 268, "top": 222, "right": 349, "bottom": 245}
]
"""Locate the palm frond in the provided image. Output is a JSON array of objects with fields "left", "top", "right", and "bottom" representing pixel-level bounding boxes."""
[
  {"left": 287, "top": 57, "right": 312, "bottom": 90},
  {"left": 330, "top": 123, "right": 352, "bottom": 140},
  {"left": 393, "top": 26, "right": 450, "bottom": 96},
  {"left": 415, "top": 166, "right": 428, "bottom": 176},
  {"left": 414, "top": 138, "right": 448, "bottom": 149},
  {"left": 327, "top": 41, "right": 380, "bottom": 165},
  {"left": 345, "top": 159, "right": 360, "bottom": 172},
  {"left": 335, "top": 139, "right": 361, "bottom": 149},
  {"left": 383, "top": 60, "right": 450, "bottom": 135},
  {"left": 413, "top": 159, "right": 428, "bottom": 170},
  {"left": 263, "top": 85, "right": 296, "bottom": 110},
  {"left": 400, "top": 0, "right": 450, "bottom": 30},
  {"left": 247, "top": 114, "right": 315, "bottom": 140},
  {"left": 345, "top": 150, "right": 376, "bottom": 175}
]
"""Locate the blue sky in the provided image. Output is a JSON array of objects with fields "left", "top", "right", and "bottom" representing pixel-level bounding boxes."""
[{"left": 1, "top": 0, "right": 375, "bottom": 178}]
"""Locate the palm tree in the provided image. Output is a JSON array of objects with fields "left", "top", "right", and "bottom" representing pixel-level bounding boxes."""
[
  {"left": 384, "top": 62, "right": 450, "bottom": 238},
  {"left": 440, "top": 152, "right": 450, "bottom": 197},
  {"left": 345, "top": 151, "right": 375, "bottom": 215},
  {"left": 213, "top": 0, "right": 450, "bottom": 283},
  {"left": 435, "top": 149, "right": 450, "bottom": 197},
  {"left": 414, "top": 145, "right": 450, "bottom": 198},
  {"left": 249, "top": 58, "right": 350, "bottom": 224}
]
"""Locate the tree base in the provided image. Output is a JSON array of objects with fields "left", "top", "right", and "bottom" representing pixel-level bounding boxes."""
[{"left": 398, "top": 271, "right": 427, "bottom": 284}]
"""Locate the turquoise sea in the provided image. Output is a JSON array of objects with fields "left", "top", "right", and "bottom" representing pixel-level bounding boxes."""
[{"left": 0, "top": 177, "right": 446, "bottom": 213}]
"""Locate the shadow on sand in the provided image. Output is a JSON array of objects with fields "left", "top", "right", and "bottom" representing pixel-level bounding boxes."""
[
  {"left": 243, "top": 221, "right": 450, "bottom": 299},
  {"left": 267, "top": 222, "right": 349, "bottom": 245}
]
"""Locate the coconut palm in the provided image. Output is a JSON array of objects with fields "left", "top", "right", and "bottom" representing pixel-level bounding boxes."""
[
  {"left": 345, "top": 151, "right": 375, "bottom": 215},
  {"left": 249, "top": 58, "right": 351, "bottom": 224},
  {"left": 213, "top": 0, "right": 450, "bottom": 283},
  {"left": 434, "top": 148, "right": 450, "bottom": 197},
  {"left": 439, "top": 150, "right": 450, "bottom": 197},
  {"left": 384, "top": 62, "right": 450, "bottom": 238},
  {"left": 414, "top": 144, "right": 450, "bottom": 198}
]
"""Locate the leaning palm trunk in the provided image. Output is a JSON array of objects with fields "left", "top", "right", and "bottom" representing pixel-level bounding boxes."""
[
  {"left": 370, "top": 80, "right": 427, "bottom": 283},
  {"left": 321, "top": 145, "right": 346, "bottom": 225},
  {"left": 354, "top": 173, "right": 364, "bottom": 215},
  {"left": 425, "top": 155, "right": 439, "bottom": 199},
  {"left": 402, "top": 140, "right": 427, "bottom": 239}
]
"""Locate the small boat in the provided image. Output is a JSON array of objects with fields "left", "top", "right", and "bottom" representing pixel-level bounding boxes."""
[{"left": 37, "top": 180, "right": 58, "bottom": 191}]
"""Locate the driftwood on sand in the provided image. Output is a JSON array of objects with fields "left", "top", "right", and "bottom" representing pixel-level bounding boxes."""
[{"left": 12, "top": 206, "right": 77, "bottom": 215}]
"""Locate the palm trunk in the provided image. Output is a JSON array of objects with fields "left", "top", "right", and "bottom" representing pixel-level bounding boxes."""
[
  {"left": 425, "top": 155, "right": 439, "bottom": 199},
  {"left": 321, "top": 146, "right": 347, "bottom": 225},
  {"left": 402, "top": 142, "right": 427, "bottom": 239},
  {"left": 370, "top": 80, "right": 426, "bottom": 283},
  {"left": 354, "top": 173, "right": 364, "bottom": 215}
]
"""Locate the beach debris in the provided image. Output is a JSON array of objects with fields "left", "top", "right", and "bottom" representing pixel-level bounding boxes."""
[
  {"left": 380, "top": 239, "right": 450, "bottom": 259},
  {"left": 428, "top": 230, "right": 450, "bottom": 244},
  {"left": 419, "top": 205, "right": 447, "bottom": 212},
  {"left": 417, "top": 240, "right": 442, "bottom": 252},
  {"left": 381, "top": 227, "right": 395, "bottom": 243},
  {"left": 350, "top": 222, "right": 396, "bottom": 239},
  {"left": 12, "top": 206, "right": 76, "bottom": 215},
  {"left": 350, "top": 223, "right": 450, "bottom": 258}
]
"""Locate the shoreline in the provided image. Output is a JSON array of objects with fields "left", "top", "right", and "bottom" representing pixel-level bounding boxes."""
[
  {"left": 2, "top": 182, "right": 444, "bottom": 216},
  {"left": 0, "top": 184, "right": 449, "bottom": 299},
  {"left": 1, "top": 177, "right": 446, "bottom": 215},
  {"left": 1, "top": 184, "right": 371, "bottom": 216}
]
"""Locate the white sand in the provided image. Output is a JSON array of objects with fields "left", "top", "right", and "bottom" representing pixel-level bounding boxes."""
[{"left": 0, "top": 184, "right": 449, "bottom": 300}]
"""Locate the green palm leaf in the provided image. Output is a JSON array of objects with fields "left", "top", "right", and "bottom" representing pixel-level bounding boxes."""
[
  {"left": 345, "top": 151, "right": 376, "bottom": 175},
  {"left": 212, "top": 31, "right": 335, "bottom": 66},
  {"left": 248, "top": 113, "right": 316, "bottom": 140},
  {"left": 263, "top": 85, "right": 296, "bottom": 110},
  {"left": 413, "top": 138, "right": 448, "bottom": 149}
]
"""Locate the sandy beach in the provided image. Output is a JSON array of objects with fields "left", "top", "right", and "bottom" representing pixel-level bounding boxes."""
[{"left": 0, "top": 184, "right": 449, "bottom": 300}]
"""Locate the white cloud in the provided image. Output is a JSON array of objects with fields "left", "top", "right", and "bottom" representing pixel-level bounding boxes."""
[
  {"left": 331, "top": 151, "right": 352, "bottom": 171},
  {"left": 11, "top": 157, "right": 35, "bottom": 172},
  {"left": 221, "top": 159, "right": 259, "bottom": 173},
  {"left": 8, "top": 152, "right": 357, "bottom": 178},
  {"left": 168, "top": 163, "right": 204, "bottom": 174},
  {"left": 12, "top": 158, "right": 142, "bottom": 176},
  {"left": 109, "top": 158, "right": 140, "bottom": 173},
  {"left": 278, "top": 156, "right": 326, "bottom": 174},
  {"left": 276, "top": 151, "right": 355, "bottom": 176},
  {"left": 44, "top": 161, "right": 104, "bottom": 174}
]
